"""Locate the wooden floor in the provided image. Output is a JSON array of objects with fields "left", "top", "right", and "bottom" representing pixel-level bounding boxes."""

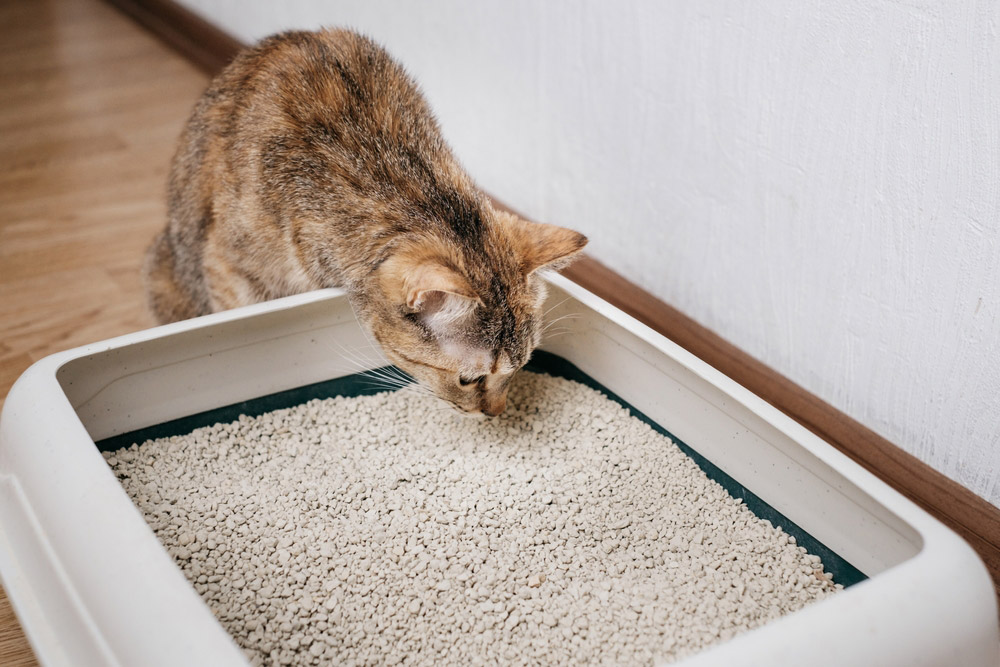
[{"left": 0, "top": 0, "right": 209, "bottom": 661}]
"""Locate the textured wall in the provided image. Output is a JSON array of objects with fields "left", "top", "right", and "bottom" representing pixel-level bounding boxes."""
[{"left": 177, "top": 0, "right": 1000, "bottom": 507}]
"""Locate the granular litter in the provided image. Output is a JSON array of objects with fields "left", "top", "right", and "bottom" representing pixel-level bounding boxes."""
[{"left": 105, "top": 370, "right": 840, "bottom": 666}]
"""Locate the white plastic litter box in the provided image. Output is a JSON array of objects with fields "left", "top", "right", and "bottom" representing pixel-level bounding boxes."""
[{"left": 0, "top": 274, "right": 997, "bottom": 666}]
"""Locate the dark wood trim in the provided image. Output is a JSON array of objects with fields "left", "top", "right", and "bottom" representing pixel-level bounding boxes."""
[
  {"left": 104, "top": 0, "right": 242, "bottom": 75},
  {"left": 106, "top": 0, "right": 1000, "bottom": 601}
]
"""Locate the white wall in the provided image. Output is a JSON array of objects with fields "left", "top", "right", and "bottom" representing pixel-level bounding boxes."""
[{"left": 176, "top": 0, "right": 1000, "bottom": 507}]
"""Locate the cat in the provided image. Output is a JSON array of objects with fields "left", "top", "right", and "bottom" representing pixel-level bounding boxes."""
[{"left": 143, "top": 28, "right": 587, "bottom": 417}]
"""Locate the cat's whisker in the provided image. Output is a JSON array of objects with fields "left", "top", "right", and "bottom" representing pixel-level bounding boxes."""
[
  {"left": 373, "top": 373, "right": 432, "bottom": 397},
  {"left": 322, "top": 340, "right": 417, "bottom": 394},
  {"left": 382, "top": 365, "right": 415, "bottom": 385},
  {"left": 355, "top": 381, "right": 401, "bottom": 394},
  {"left": 365, "top": 382, "right": 438, "bottom": 406},
  {"left": 361, "top": 375, "right": 408, "bottom": 389},
  {"left": 356, "top": 361, "right": 412, "bottom": 385},
  {"left": 359, "top": 370, "right": 413, "bottom": 390},
  {"left": 337, "top": 359, "right": 396, "bottom": 383},
  {"left": 323, "top": 351, "right": 444, "bottom": 403},
  {"left": 342, "top": 345, "right": 389, "bottom": 371},
  {"left": 353, "top": 371, "right": 409, "bottom": 387},
  {"left": 400, "top": 379, "right": 431, "bottom": 393},
  {"left": 322, "top": 306, "right": 393, "bottom": 365},
  {"left": 542, "top": 327, "right": 573, "bottom": 340},
  {"left": 346, "top": 339, "right": 429, "bottom": 394},
  {"left": 322, "top": 338, "right": 384, "bottom": 375},
  {"left": 542, "top": 313, "right": 581, "bottom": 333},
  {"left": 325, "top": 347, "right": 406, "bottom": 385},
  {"left": 351, "top": 312, "right": 394, "bottom": 362},
  {"left": 403, "top": 384, "right": 439, "bottom": 400},
  {"left": 541, "top": 297, "right": 573, "bottom": 319}
]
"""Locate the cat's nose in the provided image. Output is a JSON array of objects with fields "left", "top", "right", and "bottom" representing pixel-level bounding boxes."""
[{"left": 481, "top": 396, "right": 506, "bottom": 417}]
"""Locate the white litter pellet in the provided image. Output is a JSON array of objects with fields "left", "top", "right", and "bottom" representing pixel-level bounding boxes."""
[{"left": 105, "top": 371, "right": 840, "bottom": 666}]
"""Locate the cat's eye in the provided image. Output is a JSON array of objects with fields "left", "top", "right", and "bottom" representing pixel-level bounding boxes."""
[{"left": 458, "top": 375, "right": 485, "bottom": 387}]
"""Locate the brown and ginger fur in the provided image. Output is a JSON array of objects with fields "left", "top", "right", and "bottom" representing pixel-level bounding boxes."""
[{"left": 144, "top": 28, "right": 586, "bottom": 416}]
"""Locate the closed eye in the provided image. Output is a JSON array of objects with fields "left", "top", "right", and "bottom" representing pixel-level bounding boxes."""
[{"left": 459, "top": 375, "right": 485, "bottom": 387}]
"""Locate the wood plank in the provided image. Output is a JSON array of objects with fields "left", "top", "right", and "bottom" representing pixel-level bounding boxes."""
[{"left": 0, "top": 593, "right": 35, "bottom": 667}]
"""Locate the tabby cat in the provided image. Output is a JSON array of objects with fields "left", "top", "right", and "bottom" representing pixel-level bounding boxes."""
[{"left": 143, "top": 28, "right": 587, "bottom": 416}]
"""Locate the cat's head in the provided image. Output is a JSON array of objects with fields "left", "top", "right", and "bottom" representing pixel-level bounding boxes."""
[{"left": 368, "top": 211, "right": 586, "bottom": 416}]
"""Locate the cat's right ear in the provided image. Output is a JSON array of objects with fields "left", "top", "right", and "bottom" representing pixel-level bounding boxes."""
[{"left": 499, "top": 212, "right": 588, "bottom": 274}]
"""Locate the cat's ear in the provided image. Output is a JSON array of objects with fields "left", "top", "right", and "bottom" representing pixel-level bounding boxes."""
[
  {"left": 503, "top": 215, "right": 588, "bottom": 273},
  {"left": 380, "top": 250, "right": 481, "bottom": 333},
  {"left": 404, "top": 262, "right": 481, "bottom": 325}
]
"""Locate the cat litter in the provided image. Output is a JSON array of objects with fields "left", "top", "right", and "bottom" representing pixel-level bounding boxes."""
[{"left": 105, "top": 370, "right": 840, "bottom": 666}]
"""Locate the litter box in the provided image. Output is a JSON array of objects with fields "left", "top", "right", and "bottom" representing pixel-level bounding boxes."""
[{"left": 0, "top": 274, "right": 997, "bottom": 666}]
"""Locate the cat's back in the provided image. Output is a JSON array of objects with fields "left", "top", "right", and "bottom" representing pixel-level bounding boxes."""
[
  {"left": 148, "top": 28, "right": 473, "bottom": 324},
  {"left": 195, "top": 29, "right": 440, "bottom": 164}
]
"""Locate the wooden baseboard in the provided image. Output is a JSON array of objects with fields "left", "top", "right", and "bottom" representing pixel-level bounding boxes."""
[
  {"left": 105, "top": 0, "right": 1000, "bottom": 601},
  {"left": 104, "top": 0, "right": 241, "bottom": 75}
]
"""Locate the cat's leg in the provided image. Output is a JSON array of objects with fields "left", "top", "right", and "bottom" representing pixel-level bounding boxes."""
[
  {"left": 142, "top": 230, "right": 210, "bottom": 324},
  {"left": 199, "top": 231, "right": 271, "bottom": 313}
]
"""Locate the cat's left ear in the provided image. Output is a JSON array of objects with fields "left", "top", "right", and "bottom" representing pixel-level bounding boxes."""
[
  {"left": 406, "top": 262, "right": 482, "bottom": 335},
  {"left": 380, "top": 250, "right": 482, "bottom": 332},
  {"left": 503, "top": 215, "right": 588, "bottom": 274},
  {"left": 405, "top": 262, "right": 480, "bottom": 314}
]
